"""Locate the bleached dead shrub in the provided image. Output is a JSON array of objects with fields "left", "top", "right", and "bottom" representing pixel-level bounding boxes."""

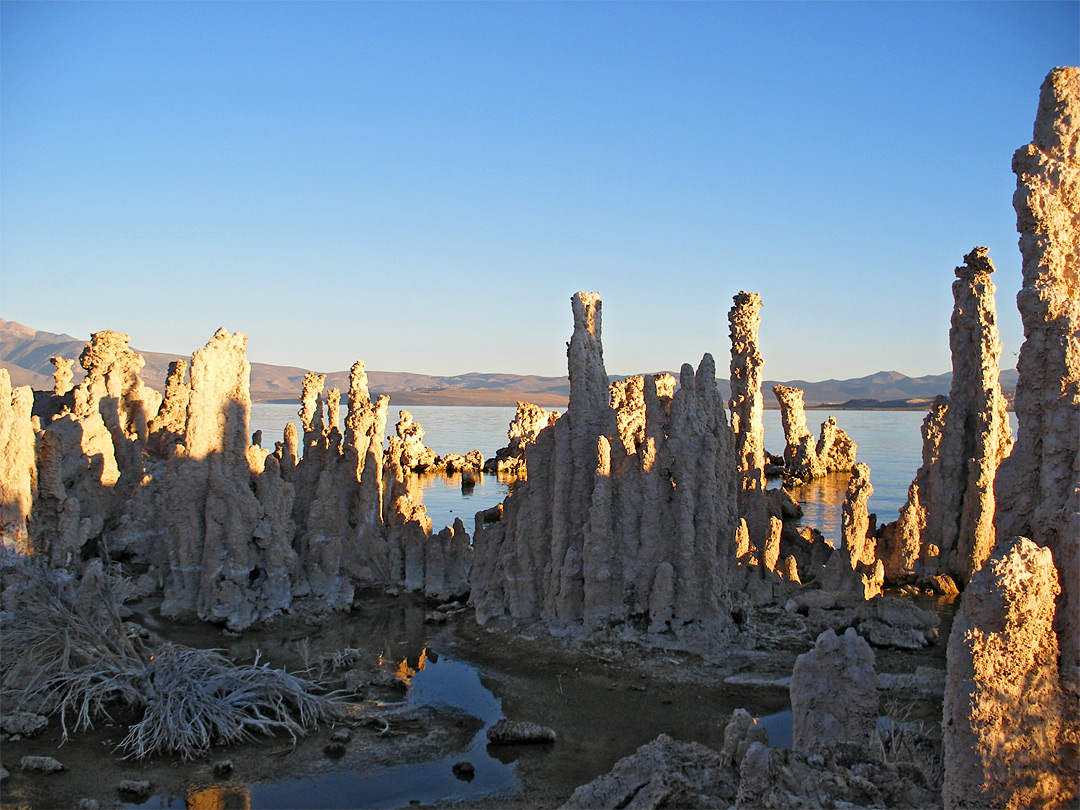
[
  {"left": 0, "top": 556, "right": 337, "bottom": 759},
  {"left": 120, "top": 644, "right": 336, "bottom": 759}
]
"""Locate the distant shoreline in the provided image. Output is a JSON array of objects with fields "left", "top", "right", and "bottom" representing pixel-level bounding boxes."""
[{"left": 250, "top": 396, "right": 963, "bottom": 412}]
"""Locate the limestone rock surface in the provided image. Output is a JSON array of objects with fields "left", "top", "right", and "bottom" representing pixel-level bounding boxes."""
[
  {"left": 0, "top": 371, "right": 35, "bottom": 554},
  {"left": 943, "top": 535, "right": 1075, "bottom": 809},
  {"left": 561, "top": 733, "right": 733, "bottom": 809},
  {"left": 881, "top": 248, "right": 1012, "bottom": 586},
  {"left": 395, "top": 410, "right": 438, "bottom": 472},
  {"left": 790, "top": 627, "right": 879, "bottom": 755},
  {"left": 147, "top": 360, "right": 190, "bottom": 455},
  {"left": 49, "top": 357, "right": 75, "bottom": 397},
  {"left": 488, "top": 402, "right": 561, "bottom": 476},
  {"left": 563, "top": 719, "right": 937, "bottom": 810},
  {"left": 471, "top": 293, "right": 738, "bottom": 647},
  {"left": 161, "top": 328, "right": 303, "bottom": 629},
  {"left": 772, "top": 386, "right": 858, "bottom": 482},
  {"left": 841, "top": 463, "right": 876, "bottom": 568},
  {"left": 728, "top": 292, "right": 769, "bottom": 551},
  {"left": 994, "top": 66, "right": 1080, "bottom": 668}
]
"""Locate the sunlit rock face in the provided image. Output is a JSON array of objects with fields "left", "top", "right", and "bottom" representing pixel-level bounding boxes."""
[
  {"left": 771, "top": 386, "right": 857, "bottom": 483},
  {"left": 773, "top": 385, "right": 824, "bottom": 481},
  {"left": 49, "top": 356, "right": 75, "bottom": 397},
  {"left": 470, "top": 292, "right": 739, "bottom": 647},
  {"left": 394, "top": 409, "right": 439, "bottom": 472},
  {"left": 487, "top": 401, "right": 561, "bottom": 476},
  {"left": 728, "top": 292, "right": 769, "bottom": 552},
  {"left": 147, "top": 359, "right": 190, "bottom": 455},
  {"left": 880, "top": 248, "right": 1012, "bottom": 587},
  {"left": 840, "top": 462, "right": 876, "bottom": 569},
  {"left": 74, "top": 329, "right": 162, "bottom": 478},
  {"left": 17, "top": 324, "right": 463, "bottom": 628},
  {"left": 32, "top": 336, "right": 154, "bottom": 568},
  {"left": 994, "top": 66, "right": 1080, "bottom": 669},
  {"left": 943, "top": 535, "right": 1073, "bottom": 809},
  {"left": 161, "top": 328, "right": 304, "bottom": 629},
  {"left": 0, "top": 370, "right": 35, "bottom": 554}
]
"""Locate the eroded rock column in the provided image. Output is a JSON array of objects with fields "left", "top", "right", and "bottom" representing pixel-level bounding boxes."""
[
  {"left": 841, "top": 463, "right": 876, "bottom": 568},
  {"left": 728, "top": 292, "right": 770, "bottom": 549},
  {"left": 994, "top": 66, "right": 1080, "bottom": 668},
  {"left": 0, "top": 370, "right": 36, "bottom": 554},
  {"left": 883, "top": 249, "right": 1013, "bottom": 587},
  {"left": 148, "top": 359, "right": 190, "bottom": 454},
  {"left": 772, "top": 385, "right": 824, "bottom": 481},
  {"left": 162, "top": 328, "right": 303, "bottom": 628},
  {"left": 943, "top": 536, "right": 1072, "bottom": 809},
  {"left": 790, "top": 627, "right": 879, "bottom": 755},
  {"left": 49, "top": 357, "right": 75, "bottom": 397},
  {"left": 471, "top": 293, "right": 738, "bottom": 647}
]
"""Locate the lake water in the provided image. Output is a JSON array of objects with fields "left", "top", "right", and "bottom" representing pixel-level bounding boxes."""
[{"left": 250, "top": 404, "right": 1017, "bottom": 545}]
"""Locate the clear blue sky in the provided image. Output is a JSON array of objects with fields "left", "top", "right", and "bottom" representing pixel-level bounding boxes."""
[{"left": 2, "top": 2, "right": 1076, "bottom": 380}]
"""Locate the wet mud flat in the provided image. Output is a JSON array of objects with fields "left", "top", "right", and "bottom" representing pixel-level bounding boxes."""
[{"left": 0, "top": 590, "right": 951, "bottom": 810}]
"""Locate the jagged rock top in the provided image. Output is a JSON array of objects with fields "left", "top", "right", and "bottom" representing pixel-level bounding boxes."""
[
  {"left": 1030, "top": 66, "right": 1079, "bottom": 161},
  {"left": 956, "top": 245, "right": 994, "bottom": 281}
]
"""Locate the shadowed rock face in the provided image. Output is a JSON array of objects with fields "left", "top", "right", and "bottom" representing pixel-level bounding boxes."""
[
  {"left": 773, "top": 385, "right": 822, "bottom": 479},
  {"left": 161, "top": 328, "right": 305, "bottom": 629},
  {"left": 10, "top": 321, "right": 466, "bottom": 630},
  {"left": 994, "top": 66, "right": 1080, "bottom": 669},
  {"left": 943, "top": 536, "right": 1072, "bottom": 809},
  {"left": 471, "top": 292, "right": 739, "bottom": 647},
  {"left": 790, "top": 627, "right": 878, "bottom": 755},
  {"left": 148, "top": 359, "right": 190, "bottom": 455}
]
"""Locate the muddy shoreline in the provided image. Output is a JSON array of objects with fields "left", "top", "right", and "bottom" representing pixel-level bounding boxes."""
[{"left": 0, "top": 588, "right": 951, "bottom": 810}]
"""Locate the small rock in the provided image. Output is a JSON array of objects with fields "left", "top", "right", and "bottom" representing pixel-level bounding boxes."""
[
  {"left": 324, "top": 742, "right": 347, "bottom": 758},
  {"left": 76, "top": 800, "right": 99, "bottom": 810},
  {"left": 330, "top": 729, "right": 352, "bottom": 743},
  {"left": 21, "top": 756, "right": 64, "bottom": 773},
  {"left": 486, "top": 719, "right": 556, "bottom": 745},
  {"left": 921, "top": 573, "right": 960, "bottom": 597},
  {"left": 370, "top": 669, "right": 408, "bottom": 690},
  {"left": 118, "top": 780, "right": 152, "bottom": 798},
  {"left": 212, "top": 760, "right": 234, "bottom": 776},
  {"left": 452, "top": 760, "right": 475, "bottom": 781},
  {"left": 0, "top": 766, "right": 9, "bottom": 782},
  {"left": 1, "top": 712, "right": 48, "bottom": 737},
  {"left": 424, "top": 611, "right": 449, "bottom": 625}
]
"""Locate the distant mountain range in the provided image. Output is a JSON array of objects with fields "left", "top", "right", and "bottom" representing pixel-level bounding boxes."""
[{"left": 0, "top": 319, "right": 1017, "bottom": 409}]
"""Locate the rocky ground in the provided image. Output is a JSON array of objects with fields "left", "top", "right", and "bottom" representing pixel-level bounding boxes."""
[{"left": 0, "top": 588, "right": 953, "bottom": 810}]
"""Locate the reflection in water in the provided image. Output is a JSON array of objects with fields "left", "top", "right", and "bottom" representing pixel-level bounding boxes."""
[
  {"left": 755, "top": 710, "right": 794, "bottom": 750},
  {"left": 247, "top": 653, "right": 517, "bottom": 810},
  {"left": 781, "top": 472, "right": 852, "bottom": 548},
  {"left": 186, "top": 785, "right": 251, "bottom": 810},
  {"left": 381, "top": 648, "right": 429, "bottom": 686},
  {"left": 416, "top": 471, "right": 512, "bottom": 535}
]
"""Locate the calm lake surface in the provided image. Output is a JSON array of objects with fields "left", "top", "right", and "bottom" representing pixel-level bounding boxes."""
[{"left": 250, "top": 404, "right": 1017, "bottom": 545}]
